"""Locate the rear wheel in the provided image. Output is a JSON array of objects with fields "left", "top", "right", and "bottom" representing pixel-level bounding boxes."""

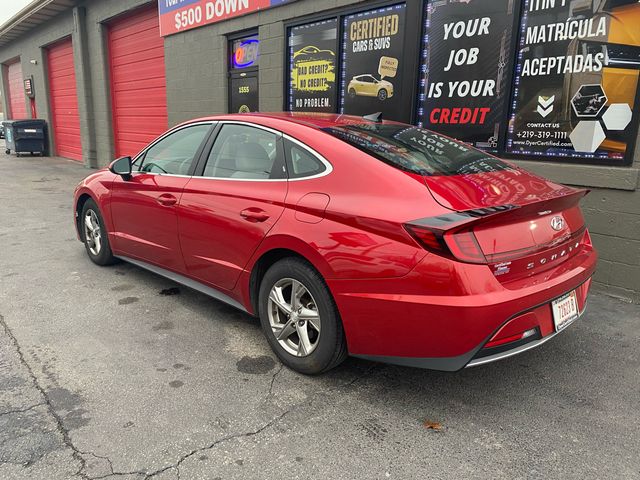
[
  {"left": 81, "top": 199, "right": 116, "bottom": 266},
  {"left": 349, "top": 88, "right": 356, "bottom": 98},
  {"left": 258, "top": 258, "right": 347, "bottom": 375}
]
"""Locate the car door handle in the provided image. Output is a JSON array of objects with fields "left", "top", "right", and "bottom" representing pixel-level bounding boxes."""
[
  {"left": 240, "top": 208, "right": 270, "bottom": 223},
  {"left": 157, "top": 193, "right": 177, "bottom": 206}
]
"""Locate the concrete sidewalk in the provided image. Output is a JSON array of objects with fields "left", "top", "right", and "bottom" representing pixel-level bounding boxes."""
[{"left": 1, "top": 148, "right": 639, "bottom": 480}]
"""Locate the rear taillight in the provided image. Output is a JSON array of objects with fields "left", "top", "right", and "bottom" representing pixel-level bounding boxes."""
[
  {"left": 404, "top": 224, "right": 447, "bottom": 253},
  {"left": 447, "top": 230, "right": 486, "bottom": 264},
  {"left": 404, "top": 223, "right": 486, "bottom": 264},
  {"left": 404, "top": 206, "right": 519, "bottom": 264}
]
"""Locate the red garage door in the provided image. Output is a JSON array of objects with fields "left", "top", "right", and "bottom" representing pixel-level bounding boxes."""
[
  {"left": 109, "top": 6, "right": 167, "bottom": 158},
  {"left": 7, "top": 61, "right": 27, "bottom": 119},
  {"left": 47, "top": 39, "right": 83, "bottom": 161}
]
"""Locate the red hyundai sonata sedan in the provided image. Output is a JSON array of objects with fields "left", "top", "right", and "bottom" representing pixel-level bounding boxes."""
[{"left": 73, "top": 113, "right": 597, "bottom": 374}]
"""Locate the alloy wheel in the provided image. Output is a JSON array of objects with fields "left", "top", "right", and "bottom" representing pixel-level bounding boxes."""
[
  {"left": 267, "top": 278, "right": 321, "bottom": 357},
  {"left": 84, "top": 210, "right": 102, "bottom": 256}
]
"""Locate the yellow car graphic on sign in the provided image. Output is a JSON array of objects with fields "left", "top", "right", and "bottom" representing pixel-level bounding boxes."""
[
  {"left": 293, "top": 45, "right": 335, "bottom": 59},
  {"left": 347, "top": 74, "right": 394, "bottom": 101}
]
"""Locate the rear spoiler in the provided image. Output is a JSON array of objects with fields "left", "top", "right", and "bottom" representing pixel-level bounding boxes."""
[{"left": 411, "top": 189, "right": 589, "bottom": 234}]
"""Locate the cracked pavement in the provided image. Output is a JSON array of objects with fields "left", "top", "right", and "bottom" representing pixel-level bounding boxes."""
[{"left": 1, "top": 144, "right": 639, "bottom": 479}]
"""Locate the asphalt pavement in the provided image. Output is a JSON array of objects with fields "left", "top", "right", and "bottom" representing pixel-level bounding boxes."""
[{"left": 1, "top": 142, "right": 639, "bottom": 480}]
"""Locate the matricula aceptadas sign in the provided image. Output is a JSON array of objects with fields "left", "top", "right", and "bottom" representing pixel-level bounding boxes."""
[{"left": 506, "top": 0, "right": 640, "bottom": 164}]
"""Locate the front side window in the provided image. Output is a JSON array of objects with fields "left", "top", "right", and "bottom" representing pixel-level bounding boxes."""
[
  {"left": 138, "top": 124, "right": 211, "bottom": 175},
  {"left": 203, "top": 124, "right": 281, "bottom": 179},
  {"left": 322, "top": 124, "right": 513, "bottom": 177}
]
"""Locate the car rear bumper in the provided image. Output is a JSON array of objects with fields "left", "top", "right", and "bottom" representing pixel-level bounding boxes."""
[
  {"left": 464, "top": 278, "right": 590, "bottom": 368},
  {"left": 465, "top": 311, "right": 583, "bottom": 368},
  {"left": 328, "top": 244, "right": 597, "bottom": 371}
]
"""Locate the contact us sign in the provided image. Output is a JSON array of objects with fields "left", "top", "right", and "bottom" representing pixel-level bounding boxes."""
[
  {"left": 158, "top": 0, "right": 297, "bottom": 36},
  {"left": 505, "top": 0, "right": 640, "bottom": 164}
]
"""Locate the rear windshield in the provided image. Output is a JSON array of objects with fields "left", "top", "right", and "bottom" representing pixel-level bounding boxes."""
[{"left": 322, "top": 124, "right": 512, "bottom": 176}]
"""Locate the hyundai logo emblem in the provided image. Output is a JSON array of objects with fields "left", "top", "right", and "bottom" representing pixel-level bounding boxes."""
[{"left": 551, "top": 216, "right": 564, "bottom": 231}]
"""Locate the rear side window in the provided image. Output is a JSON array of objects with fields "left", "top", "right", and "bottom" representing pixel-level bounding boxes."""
[
  {"left": 322, "top": 124, "right": 512, "bottom": 176},
  {"left": 203, "top": 124, "right": 283, "bottom": 179},
  {"left": 284, "top": 139, "right": 326, "bottom": 179}
]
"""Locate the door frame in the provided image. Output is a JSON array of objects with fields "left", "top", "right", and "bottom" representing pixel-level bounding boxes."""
[
  {"left": 228, "top": 71, "right": 259, "bottom": 114},
  {"left": 227, "top": 29, "right": 259, "bottom": 113}
]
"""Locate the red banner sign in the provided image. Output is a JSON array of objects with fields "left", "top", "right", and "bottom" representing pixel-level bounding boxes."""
[{"left": 158, "top": 0, "right": 296, "bottom": 37}]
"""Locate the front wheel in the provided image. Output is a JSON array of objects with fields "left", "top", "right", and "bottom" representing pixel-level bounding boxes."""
[
  {"left": 258, "top": 258, "right": 347, "bottom": 375},
  {"left": 377, "top": 88, "right": 388, "bottom": 101},
  {"left": 81, "top": 199, "right": 116, "bottom": 266}
]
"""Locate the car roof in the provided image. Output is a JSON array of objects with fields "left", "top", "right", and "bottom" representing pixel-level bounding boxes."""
[{"left": 181, "top": 112, "right": 402, "bottom": 130}]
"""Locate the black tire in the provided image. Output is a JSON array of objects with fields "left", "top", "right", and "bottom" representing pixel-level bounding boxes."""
[
  {"left": 349, "top": 88, "right": 356, "bottom": 98},
  {"left": 377, "top": 88, "right": 388, "bottom": 101},
  {"left": 258, "top": 258, "right": 347, "bottom": 375},
  {"left": 5, "top": 149, "right": 10, "bottom": 155},
  {"left": 80, "top": 198, "right": 117, "bottom": 266}
]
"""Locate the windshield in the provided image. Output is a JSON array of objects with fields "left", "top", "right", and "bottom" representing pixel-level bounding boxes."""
[{"left": 322, "top": 124, "right": 513, "bottom": 176}]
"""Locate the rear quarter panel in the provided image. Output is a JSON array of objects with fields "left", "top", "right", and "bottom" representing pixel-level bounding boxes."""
[{"left": 246, "top": 127, "right": 453, "bottom": 281}]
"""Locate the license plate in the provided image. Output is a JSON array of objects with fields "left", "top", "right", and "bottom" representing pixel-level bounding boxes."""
[{"left": 552, "top": 290, "right": 579, "bottom": 332}]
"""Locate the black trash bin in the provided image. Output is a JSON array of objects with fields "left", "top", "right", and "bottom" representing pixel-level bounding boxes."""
[{"left": 2, "top": 119, "right": 48, "bottom": 157}]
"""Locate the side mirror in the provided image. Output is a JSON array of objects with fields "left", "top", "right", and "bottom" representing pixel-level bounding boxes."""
[{"left": 109, "top": 156, "right": 132, "bottom": 178}]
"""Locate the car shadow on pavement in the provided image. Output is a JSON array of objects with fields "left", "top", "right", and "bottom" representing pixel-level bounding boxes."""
[{"left": 116, "top": 256, "right": 632, "bottom": 419}]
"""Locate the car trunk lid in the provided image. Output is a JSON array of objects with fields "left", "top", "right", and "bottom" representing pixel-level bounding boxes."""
[{"left": 416, "top": 170, "right": 589, "bottom": 281}]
